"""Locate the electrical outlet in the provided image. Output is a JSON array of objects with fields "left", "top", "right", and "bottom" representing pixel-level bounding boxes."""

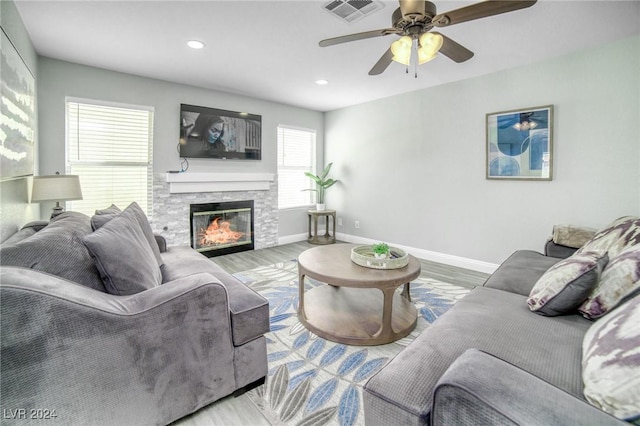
[
  {"left": 355, "top": 220, "right": 360, "bottom": 229},
  {"left": 337, "top": 217, "right": 343, "bottom": 227}
]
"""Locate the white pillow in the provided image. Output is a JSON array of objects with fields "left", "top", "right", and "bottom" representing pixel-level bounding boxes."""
[
  {"left": 580, "top": 244, "right": 640, "bottom": 319},
  {"left": 582, "top": 295, "right": 640, "bottom": 421}
]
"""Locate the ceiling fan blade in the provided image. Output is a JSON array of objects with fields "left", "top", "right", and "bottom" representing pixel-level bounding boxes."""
[
  {"left": 369, "top": 48, "right": 394, "bottom": 76},
  {"left": 432, "top": 0, "right": 537, "bottom": 27},
  {"left": 434, "top": 32, "right": 474, "bottom": 63},
  {"left": 319, "top": 29, "right": 397, "bottom": 47},
  {"left": 399, "top": 0, "right": 426, "bottom": 20}
]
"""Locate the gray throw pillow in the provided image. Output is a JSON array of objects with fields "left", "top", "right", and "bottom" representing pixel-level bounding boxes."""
[
  {"left": 527, "top": 251, "right": 608, "bottom": 316},
  {"left": 90, "top": 202, "right": 163, "bottom": 268},
  {"left": 91, "top": 204, "right": 122, "bottom": 230},
  {"left": 83, "top": 205, "right": 162, "bottom": 295},
  {"left": 95, "top": 204, "right": 122, "bottom": 215}
]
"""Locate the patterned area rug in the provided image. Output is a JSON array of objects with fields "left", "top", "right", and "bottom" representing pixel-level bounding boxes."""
[{"left": 233, "top": 260, "right": 470, "bottom": 426}]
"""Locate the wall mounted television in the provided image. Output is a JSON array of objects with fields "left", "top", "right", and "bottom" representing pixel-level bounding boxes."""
[{"left": 179, "top": 104, "right": 261, "bottom": 160}]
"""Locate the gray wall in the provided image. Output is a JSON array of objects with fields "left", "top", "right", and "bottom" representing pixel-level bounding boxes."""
[
  {"left": 325, "top": 35, "right": 640, "bottom": 265},
  {"left": 0, "top": 0, "right": 40, "bottom": 241},
  {"left": 36, "top": 57, "right": 324, "bottom": 236}
]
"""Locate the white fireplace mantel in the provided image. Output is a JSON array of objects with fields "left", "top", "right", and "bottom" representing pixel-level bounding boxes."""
[{"left": 165, "top": 172, "right": 274, "bottom": 194}]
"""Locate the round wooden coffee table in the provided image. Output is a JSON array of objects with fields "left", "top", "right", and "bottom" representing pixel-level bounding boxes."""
[{"left": 297, "top": 244, "right": 421, "bottom": 346}]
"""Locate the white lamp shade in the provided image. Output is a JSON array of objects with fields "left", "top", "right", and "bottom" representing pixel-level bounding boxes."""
[{"left": 31, "top": 174, "right": 83, "bottom": 203}]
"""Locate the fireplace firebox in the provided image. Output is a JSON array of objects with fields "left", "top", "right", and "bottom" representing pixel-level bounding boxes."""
[{"left": 190, "top": 200, "right": 254, "bottom": 257}]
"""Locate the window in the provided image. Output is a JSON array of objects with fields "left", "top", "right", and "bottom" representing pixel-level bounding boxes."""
[
  {"left": 277, "top": 125, "right": 316, "bottom": 209},
  {"left": 66, "top": 98, "right": 154, "bottom": 216}
]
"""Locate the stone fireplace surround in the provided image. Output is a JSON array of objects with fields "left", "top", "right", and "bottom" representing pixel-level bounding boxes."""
[{"left": 151, "top": 172, "right": 278, "bottom": 249}]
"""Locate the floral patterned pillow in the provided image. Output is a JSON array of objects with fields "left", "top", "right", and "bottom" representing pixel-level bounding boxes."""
[
  {"left": 527, "top": 251, "right": 608, "bottom": 316},
  {"left": 578, "top": 216, "right": 640, "bottom": 259},
  {"left": 579, "top": 244, "right": 640, "bottom": 319},
  {"left": 582, "top": 295, "right": 640, "bottom": 421}
]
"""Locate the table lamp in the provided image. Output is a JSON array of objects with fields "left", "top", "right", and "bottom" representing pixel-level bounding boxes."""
[{"left": 31, "top": 172, "right": 83, "bottom": 218}]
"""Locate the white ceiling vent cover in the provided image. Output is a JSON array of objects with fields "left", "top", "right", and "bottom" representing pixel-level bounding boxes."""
[{"left": 323, "top": 0, "right": 385, "bottom": 23}]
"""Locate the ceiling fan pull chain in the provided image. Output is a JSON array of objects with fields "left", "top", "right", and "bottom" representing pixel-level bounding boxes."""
[{"left": 414, "top": 38, "right": 418, "bottom": 78}]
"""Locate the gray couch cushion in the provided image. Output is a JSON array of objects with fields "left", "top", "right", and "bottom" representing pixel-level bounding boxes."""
[
  {"left": 363, "top": 286, "right": 592, "bottom": 424},
  {"left": 0, "top": 212, "right": 106, "bottom": 292},
  {"left": 83, "top": 205, "right": 162, "bottom": 295},
  {"left": 483, "top": 250, "right": 561, "bottom": 296},
  {"left": 160, "top": 245, "right": 269, "bottom": 346}
]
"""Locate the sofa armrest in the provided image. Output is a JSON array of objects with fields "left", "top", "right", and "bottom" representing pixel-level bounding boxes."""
[
  {"left": 161, "top": 245, "right": 270, "bottom": 346},
  {"left": 154, "top": 233, "right": 167, "bottom": 252},
  {"left": 432, "top": 349, "right": 626, "bottom": 426},
  {"left": 0, "top": 266, "right": 236, "bottom": 425},
  {"left": 544, "top": 238, "right": 579, "bottom": 258}
]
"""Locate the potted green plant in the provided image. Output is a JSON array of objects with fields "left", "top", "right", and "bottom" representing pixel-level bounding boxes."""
[
  {"left": 304, "top": 162, "right": 339, "bottom": 211},
  {"left": 372, "top": 242, "right": 390, "bottom": 259}
]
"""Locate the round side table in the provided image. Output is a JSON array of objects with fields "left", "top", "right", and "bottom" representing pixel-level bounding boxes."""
[{"left": 307, "top": 209, "right": 336, "bottom": 245}]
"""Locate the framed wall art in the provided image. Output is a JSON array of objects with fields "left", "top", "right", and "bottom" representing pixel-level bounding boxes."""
[
  {"left": 1, "top": 28, "right": 35, "bottom": 181},
  {"left": 486, "top": 105, "right": 553, "bottom": 180},
  {"left": 179, "top": 104, "right": 261, "bottom": 160}
]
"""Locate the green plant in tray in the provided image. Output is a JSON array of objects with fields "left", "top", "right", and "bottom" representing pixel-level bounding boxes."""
[{"left": 372, "top": 242, "right": 390, "bottom": 255}]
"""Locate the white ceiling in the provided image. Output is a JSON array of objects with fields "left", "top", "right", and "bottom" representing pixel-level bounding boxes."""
[{"left": 13, "top": 0, "right": 640, "bottom": 112}]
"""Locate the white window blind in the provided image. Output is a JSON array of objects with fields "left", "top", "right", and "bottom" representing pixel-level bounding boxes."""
[
  {"left": 65, "top": 98, "right": 154, "bottom": 216},
  {"left": 277, "top": 125, "right": 316, "bottom": 209}
]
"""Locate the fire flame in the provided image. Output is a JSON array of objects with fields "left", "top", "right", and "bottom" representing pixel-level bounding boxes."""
[{"left": 198, "top": 217, "right": 245, "bottom": 246}]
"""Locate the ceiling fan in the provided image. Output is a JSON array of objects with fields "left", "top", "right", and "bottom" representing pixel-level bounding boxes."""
[{"left": 319, "top": 0, "right": 537, "bottom": 76}]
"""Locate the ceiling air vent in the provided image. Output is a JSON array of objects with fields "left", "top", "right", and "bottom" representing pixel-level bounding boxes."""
[{"left": 323, "top": 0, "right": 385, "bottom": 23}]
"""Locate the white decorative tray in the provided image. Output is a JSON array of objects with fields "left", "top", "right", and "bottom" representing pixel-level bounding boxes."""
[{"left": 350, "top": 245, "right": 409, "bottom": 270}]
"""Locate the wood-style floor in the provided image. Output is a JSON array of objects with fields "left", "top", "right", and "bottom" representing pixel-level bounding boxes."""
[{"left": 172, "top": 241, "right": 489, "bottom": 425}]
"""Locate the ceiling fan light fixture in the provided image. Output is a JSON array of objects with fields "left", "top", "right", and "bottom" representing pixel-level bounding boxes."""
[
  {"left": 514, "top": 120, "right": 537, "bottom": 131},
  {"left": 417, "top": 49, "right": 437, "bottom": 64},
  {"left": 419, "top": 32, "right": 443, "bottom": 54},
  {"left": 391, "top": 35, "right": 412, "bottom": 66}
]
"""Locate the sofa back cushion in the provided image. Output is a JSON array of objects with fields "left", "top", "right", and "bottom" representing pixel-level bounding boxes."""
[
  {"left": 582, "top": 294, "right": 640, "bottom": 421},
  {"left": 0, "top": 212, "right": 106, "bottom": 292}
]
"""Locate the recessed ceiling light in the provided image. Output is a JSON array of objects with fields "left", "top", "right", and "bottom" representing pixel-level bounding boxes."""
[
  {"left": 315, "top": 79, "right": 329, "bottom": 85},
  {"left": 187, "top": 40, "right": 205, "bottom": 49}
]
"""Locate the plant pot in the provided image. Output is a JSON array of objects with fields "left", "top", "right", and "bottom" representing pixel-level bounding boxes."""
[
  {"left": 374, "top": 253, "right": 388, "bottom": 259},
  {"left": 316, "top": 203, "right": 326, "bottom": 211}
]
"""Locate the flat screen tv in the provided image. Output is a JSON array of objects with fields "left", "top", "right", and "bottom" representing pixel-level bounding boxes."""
[{"left": 179, "top": 104, "right": 261, "bottom": 160}]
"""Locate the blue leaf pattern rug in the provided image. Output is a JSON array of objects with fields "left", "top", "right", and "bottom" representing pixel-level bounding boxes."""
[{"left": 233, "top": 260, "right": 470, "bottom": 426}]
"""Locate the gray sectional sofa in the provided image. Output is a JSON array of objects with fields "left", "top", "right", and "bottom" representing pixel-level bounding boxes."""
[
  {"left": 0, "top": 206, "right": 269, "bottom": 425},
  {"left": 364, "top": 217, "right": 640, "bottom": 425}
]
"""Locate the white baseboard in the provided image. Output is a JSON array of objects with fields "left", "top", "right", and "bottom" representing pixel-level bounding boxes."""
[
  {"left": 278, "top": 233, "right": 308, "bottom": 245},
  {"left": 336, "top": 233, "right": 499, "bottom": 274},
  {"left": 276, "top": 232, "right": 499, "bottom": 274}
]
